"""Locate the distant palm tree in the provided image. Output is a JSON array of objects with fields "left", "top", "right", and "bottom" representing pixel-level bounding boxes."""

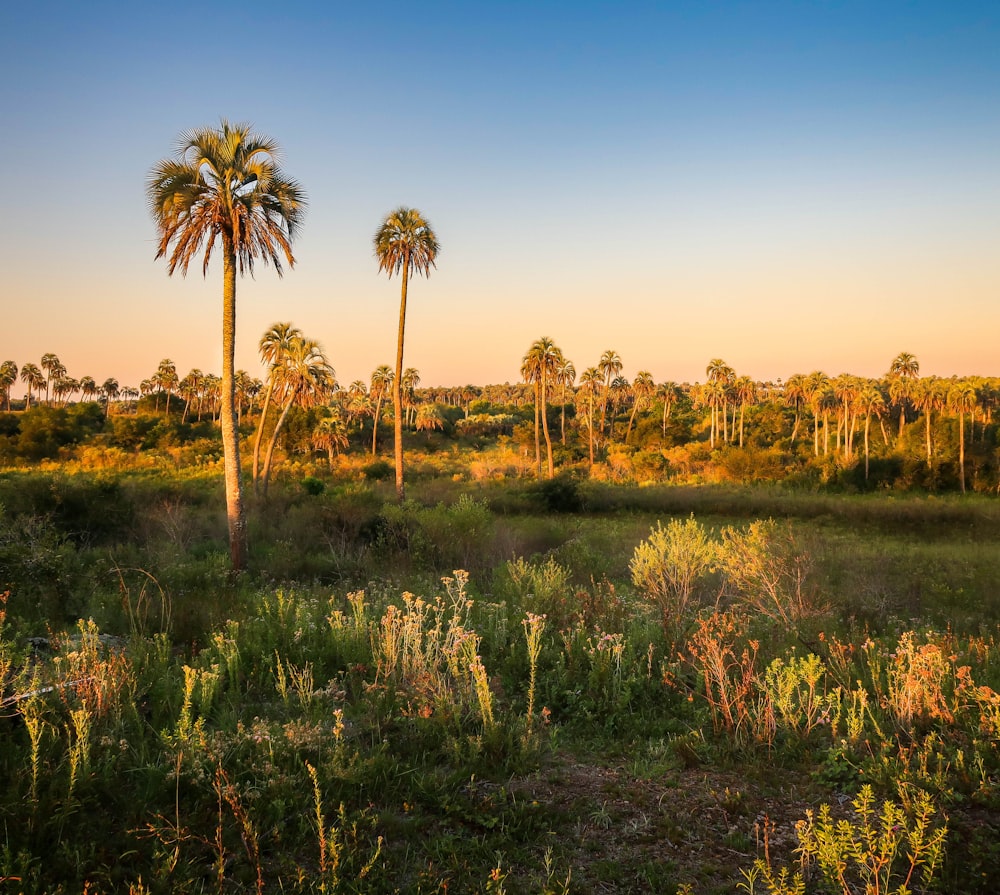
[
  {"left": 260, "top": 336, "right": 336, "bottom": 495},
  {"left": 522, "top": 337, "right": 562, "bottom": 478},
  {"left": 856, "top": 384, "right": 886, "bottom": 480},
  {"left": 733, "top": 376, "right": 757, "bottom": 448},
  {"left": 911, "top": 377, "right": 943, "bottom": 466},
  {"left": 401, "top": 367, "right": 421, "bottom": 427},
  {"left": 374, "top": 206, "right": 440, "bottom": 502},
  {"left": 100, "top": 378, "right": 120, "bottom": 418},
  {"left": 556, "top": 358, "right": 576, "bottom": 444},
  {"left": 40, "top": 353, "right": 61, "bottom": 404},
  {"left": 658, "top": 381, "right": 679, "bottom": 438},
  {"left": 253, "top": 323, "right": 303, "bottom": 488},
  {"left": 598, "top": 350, "right": 623, "bottom": 434},
  {"left": 578, "top": 366, "right": 603, "bottom": 468},
  {"left": 415, "top": 403, "right": 447, "bottom": 432},
  {"left": 79, "top": 376, "right": 98, "bottom": 404},
  {"left": 312, "top": 411, "right": 349, "bottom": 468},
  {"left": 783, "top": 374, "right": 807, "bottom": 444},
  {"left": 369, "top": 365, "right": 394, "bottom": 456},
  {"left": 626, "top": 371, "right": 655, "bottom": 443},
  {"left": 887, "top": 352, "right": 920, "bottom": 440},
  {"left": 20, "top": 363, "right": 44, "bottom": 409},
  {"left": 149, "top": 119, "right": 306, "bottom": 570},
  {"left": 948, "top": 379, "right": 977, "bottom": 493},
  {"left": 156, "top": 359, "right": 178, "bottom": 417},
  {"left": 0, "top": 361, "right": 17, "bottom": 411}
]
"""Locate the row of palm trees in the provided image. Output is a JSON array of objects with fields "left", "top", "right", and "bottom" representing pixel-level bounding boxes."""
[{"left": 0, "top": 355, "right": 134, "bottom": 417}]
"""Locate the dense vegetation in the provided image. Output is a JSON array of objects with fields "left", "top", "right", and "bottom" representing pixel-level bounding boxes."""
[{"left": 2, "top": 410, "right": 1000, "bottom": 893}]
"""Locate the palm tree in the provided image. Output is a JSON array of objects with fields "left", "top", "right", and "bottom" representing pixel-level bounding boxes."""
[
  {"left": 40, "top": 353, "right": 61, "bottom": 404},
  {"left": 79, "top": 376, "right": 98, "bottom": 404},
  {"left": 253, "top": 323, "right": 303, "bottom": 488},
  {"left": 373, "top": 206, "right": 440, "bottom": 502},
  {"left": 625, "top": 371, "right": 655, "bottom": 443},
  {"left": 783, "top": 374, "right": 807, "bottom": 444},
  {"left": 910, "top": 377, "right": 942, "bottom": 466},
  {"left": 733, "top": 376, "right": 758, "bottom": 448},
  {"left": 658, "top": 381, "right": 679, "bottom": 437},
  {"left": 311, "top": 411, "right": 349, "bottom": 468},
  {"left": 578, "top": 366, "right": 603, "bottom": 468},
  {"left": 401, "top": 367, "right": 421, "bottom": 427},
  {"left": 100, "top": 378, "right": 120, "bottom": 418},
  {"left": 260, "top": 336, "right": 336, "bottom": 495},
  {"left": 20, "top": 363, "right": 44, "bottom": 409},
  {"left": 149, "top": 120, "right": 305, "bottom": 570},
  {"left": 556, "top": 358, "right": 576, "bottom": 445},
  {"left": 369, "top": 365, "right": 394, "bottom": 455},
  {"left": 522, "top": 337, "right": 562, "bottom": 478},
  {"left": 156, "top": 359, "right": 178, "bottom": 417},
  {"left": 415, "top": 403, "right": 447, "bottom": 432},
  {"left": 948, "top": 379, "right": 977, "bottom": 494},
  {"left": 598, "top": 350, "right": 623, "bottom": 434},
  {"left": 0, "top": 361, "right": 17, "bottom": 411},
  {"left": 856, "top": 384, "right": 886, "bottom": 480}
]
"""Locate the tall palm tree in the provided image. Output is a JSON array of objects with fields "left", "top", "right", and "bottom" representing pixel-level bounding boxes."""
[
  {"left": 911, "top": 377, "right": 943, "bottom": 466},
  {"left": 625, "top": 370, "right": 655, "bottom": 443},
  {"left": 100, "top": 378, "right": 120, "bottom": 418},
  {"left": 598, "top": 350, "right": 623, "bottom": 434},
  {"left": 658, "top": 381, "right": 679, "bottom": 438},
  {"left": 522, "top": 337, "right": 562, "bottom": 478},
  {"left": 253, "top": 323, "right": 302, "bottom": 488},
  {"left": 260, "top": 336, "right": 336, "bottom": 495},
  {"left": 948, "top": 379, "right": 977, "bottom": 494},
  {"left": 373, "top": 206, "right": 439, "bottom": 502},
  {"left": 156, "top": 359, "right": 178, "bottom": 417},
  {"left": 0, "top": 361, "right": 17, "bottom": 411},
  {"left": 79, "top": 376, "right": 98, "bottom": 404},
  {"left": 887, "top": 352, "right": 920, "bottom": 440},
  {"left": 149, "top": 120, "right": 305, "bottom": 570},
  {"left": 401, "top": 367, "right": 421, "bottom": 427},
  {"left": 733, "top": 375, "right": 758, "bottom": 448},
  {"left": 40, "top": 353, "right": 61, "bottom": 404},
  {"left": 856, "top": 384, "right": 886, "bottom": 480},
  {"left": 369, "top": 365, "right": 394, "bottom": 456},
  {"left": 783, "top": 374, "right": 807, "bottom": 444},
  {"left": 578, "top": 366, "right": 603, "bottom": 468},
  {"left": 20, "top": 363, "right": 44, "bottom": 409},
  {"left": 556, "top": 358, "right": 576, "bottom": 444}
]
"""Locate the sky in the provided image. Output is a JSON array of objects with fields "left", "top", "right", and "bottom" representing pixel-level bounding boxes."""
[{"left": 2, "top": 1, "right": 999, "bottom": 391}]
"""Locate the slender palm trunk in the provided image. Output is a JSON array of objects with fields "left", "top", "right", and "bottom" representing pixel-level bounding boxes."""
[
  {"left": 540, "top": 373, "right": 554, "bottom": 478},
  {"left": 533, "top": 381, "right": 542, "bottom": 477},
  {"left": 253, "top": 381, "right": 277, "bottom": 488},
  {"left": 221, "top": 241, "right": 247, "bottom": 571},
  {"left": 864, "top": 414, "right": 871, "bottom": 480},
  {"left": 371, "top": 394, "right": 383, "bottom": 455},
  {"left": 261, "top": 396, "right": 295, "bottom": 498},
  {"left": 560, "top": 383, "right": 567, "bottom": 445},
  {"left": 588, "top": 393, "right": 595, "bottom": 468},
  {"left": 925, "top": 410, "right": 932, "bottom": 465},
  {"left": 393, "top": 262, "right": 409, "bottom": 502},
  {"left": 958, "top": 411, "right": 966, "bottom": 494}
]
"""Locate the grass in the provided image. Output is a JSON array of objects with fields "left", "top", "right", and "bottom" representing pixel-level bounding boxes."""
[{"left": 2, "top": 471, "right": 1000, "bottom": 892}]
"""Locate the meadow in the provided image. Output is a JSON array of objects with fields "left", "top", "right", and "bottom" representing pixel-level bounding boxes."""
[{"left": 2, "top": 452, "right": 1000, "bottom": 894}]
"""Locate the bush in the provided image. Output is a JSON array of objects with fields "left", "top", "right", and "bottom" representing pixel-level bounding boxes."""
[
  {"left": 362, "top": 459, "right": 393, "bottom": 481},
  {"left": 630, "top": 516, "right": 717, "bottom": 634}
]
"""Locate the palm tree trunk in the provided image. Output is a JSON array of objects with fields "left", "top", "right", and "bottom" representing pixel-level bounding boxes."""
[
  {"left": 540, "top": 373, "right": 554, "bottom": 478},
  {"left": 261, "top": 396, "right": 295, "bottom": 498},
  {"left": 958, "top": 410, "right": 966, "bottom": 494},
  {"left": 924, "top": 410, "right": 932, "bottom": 466},
  {"left": 533, "top": 381, "right": 542, "bottom": 477},
  {"left": 253, "top": 380, "right": 277, "bottom": 488},
  {"left": 393, "top": 262, "right": 409, "bottom": 502},
  {"left": 864, "top": 414, "right": 871, "bottom": 480},
  {"left": 221, "top": 240, "right": 248, "bottom": 571},
  {"left": 371, "top": 395, "right": 383, "bottom": 455}
]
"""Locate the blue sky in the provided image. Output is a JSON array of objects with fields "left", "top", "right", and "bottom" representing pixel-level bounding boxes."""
[{"left": 2, "top": 1, "right": 999, "bottom": 390}]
